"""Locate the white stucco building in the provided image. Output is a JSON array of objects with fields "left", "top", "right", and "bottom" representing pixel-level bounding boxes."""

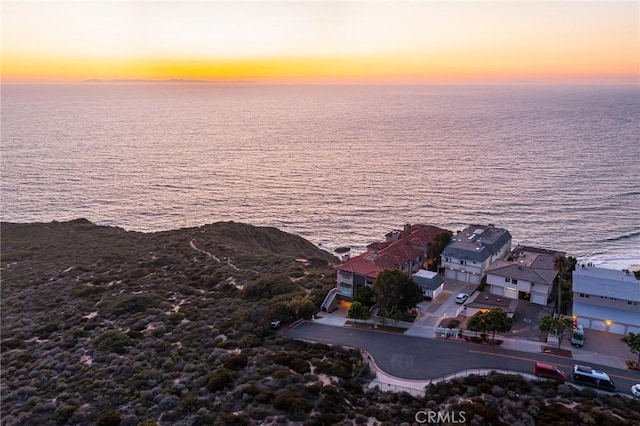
[
  {"left": 485, "top": 246, "right": 563, "bottom": 306},
  {"left": 572, "top": 264, "right": 640, "bottom": 335},
  {"left": 440, "top": 224, "right": 512, "bottom": 285}
]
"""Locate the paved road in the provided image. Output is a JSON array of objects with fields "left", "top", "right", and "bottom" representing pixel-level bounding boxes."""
[{"left": 286, "top": 322, "right": 640, "bottom": 395}]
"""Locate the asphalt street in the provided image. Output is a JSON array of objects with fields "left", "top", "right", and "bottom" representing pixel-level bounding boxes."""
[{"left": 286, "top": 321, "right": 640, "bottom": 396}]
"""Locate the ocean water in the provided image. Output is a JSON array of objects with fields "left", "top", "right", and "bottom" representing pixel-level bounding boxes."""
[{"left": 2, "top": 83, "right": 639, "bottom": 267}]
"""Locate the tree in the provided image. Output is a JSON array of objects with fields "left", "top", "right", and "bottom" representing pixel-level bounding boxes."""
[
  {"left": 347, "top": 301, "right": 369, "bottom": 321},
  {"left": 484, "top": 308, "right": 513, "bottom": 342},
  {"left": 539, "top": 315, "right": 573, "bottom": 349},
  {"left": 466, "top": 309, "right": 512, "bottom": 342},
  {"left": 372, "top": 269, "right": 422, "bottom": 317},
  {"left": 621, "top": 332, "right": 640, "bottom": 364},
  {"left": 466, "top": 311, "right": 488, "bottom": 338},
  {"left": 288, "top": 296, "right": 316, "bottom": 320},
  {"left": 354, "top": 285, "right": 375, "bottom": 309},
  {"left": 553, "top": 255, "right": 576, "bottom": 314},
  {"left": 428, "top": 230, "right": 453, "bottom": 270},
  {"left": 553, "top": 256, "right": 569, "bottom": 314}
]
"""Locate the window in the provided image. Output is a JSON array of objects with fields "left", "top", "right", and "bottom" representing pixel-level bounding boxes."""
[
  {"left": 579, "top": 293, "right": 590, "bottom": 299},
  {"left": 505, "top": 278, "right": 511, "bottom": 283},
  {"left": 338, "top": 283, "right": 352, "bottom": 296},
  {"left": 512, "top": 279, "right": 518, "bottom": 285},
  {"left": 628, "top": 301, "right": 638, "bottom": 306},
  {"left": 460, "top": 260, "right": 466, "bottom": 265}
]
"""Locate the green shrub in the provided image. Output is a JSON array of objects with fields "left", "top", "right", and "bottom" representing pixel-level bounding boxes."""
[
  {"left": 446, "top": 319, "right": 461, "bottom": 328},
  {"left": 127, "top": 330, "right": 143, "bottom": 339},
  {"left": 578, "top": 387, "right": 597, "bottom": 399},
  {"left": 237, "top": 383, "right": 260, "bottom": 397},
  {"left": 2, "top": 339, "right": 26, "bottom": 351},
  {"left": 164, "top": 312, "right": 185, "bottom": 326},
  {"left": 94, "top": 331, "right": 132, "bottom": 354},
  {"left": 241, "top": 274, "right": 296, "bottom": 300},
  {"left": 74, "top": 285, "right": 110, "bottom": 297},
  {"left": 272, "top": 369, "right": 290, "bottom": 379},
  {"left": 105, "top": 295, "right": 156, "bottom": 316},
  {"left": 477, "top": 382, "right": 492, "bottom": 394},
  {"left": 206, "top": 368, "right": 234, "bottom": 392},
  {"left": 217, "top": 340, "right": 238, "bottom": 349},
  {"left": 216, "top": 413, "right": 251, "bottom": 426},
  {"left": 52, "top": 405, "right": 77, "bottom": 425},
  {"left": 96, "top": 410, "right": 121, "bottom": 426},
  {"left": 36, "top": 323, "right": 60, "bottom": 339},
  {"left": 273, "top": 390, "right": 312, "bottom": 414},
  {"left": 255, "top": 389, "right": 274, "bottom": 403},
  {"left": 238, "top": 334, "right": 262, "bottom": 348},
  {"left": 223, "top": 354, "right": 248, "bottom": 370}
]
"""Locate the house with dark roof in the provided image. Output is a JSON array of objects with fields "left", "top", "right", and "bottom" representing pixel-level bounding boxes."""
[
  {"left": 440, "top": 224, "right": 512, "bottom": 285},
  {"left": 462, "top": 291, "right": 518, "bottom": 318},
  {"left": 485, "top": 245, "right": 564, "bottom": 305},
  {"left": 572, "top": 264, "right": 640, "bottom": 335},
  {"left": 333, "top": 224, "right": 444, "bottom": 301},
  {"left": 413, "top": 269, "right": 445, "bottom": 300}
]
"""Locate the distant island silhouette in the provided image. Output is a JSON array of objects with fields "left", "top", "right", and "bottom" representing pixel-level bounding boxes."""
[{"left": 82, "top": 78, "right": 253, "bottom": 84}]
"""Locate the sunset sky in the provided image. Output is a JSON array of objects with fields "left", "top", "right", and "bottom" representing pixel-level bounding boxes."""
[{"left": 2, "top": 1, "right": 638, "bottom": 83}]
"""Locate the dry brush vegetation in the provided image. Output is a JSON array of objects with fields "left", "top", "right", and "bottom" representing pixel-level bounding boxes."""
[{"left": 2, "top": 219, "right": 639, "bottom": 425}]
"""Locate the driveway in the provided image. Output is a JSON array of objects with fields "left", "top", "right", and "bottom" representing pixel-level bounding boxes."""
[
  {"left": 414, "top": 278, "right": 477, "bottom": 327},
  {"left": 509, "top": 299, "right": 555, "bottom": 340}
]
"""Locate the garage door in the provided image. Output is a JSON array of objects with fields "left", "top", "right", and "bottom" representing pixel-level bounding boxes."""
[
  {"left": 531, "top": 294, "right": 546, "bottom": 305},
  {"left": 608, "top": 324, "right": 626, "bottom": 335},
  {"left": 445, "top": 269, "right": 457, "bottom": 280},
  {"left": 576, "top": 318, "right": 590, "bottom": 328},
  {"left": 628, "top": 326, "right": 640, "bottom": 334},
  {"left": 490, "top": 286, "right": 503, "bottom": 296},
  {"left": 456, "top": 271, "right": 469, "bottom": 282},
  {"left": 590, "top": 320, "right": 607, "bottom": 331},
  {"left": 433, "top": 285, "right": 443, "bottom": 299},
  {"left": 504, "top": 288, "right": 518, "bottom": 300},
  {"left": 469, "top": 274, "right": 481, "bottom": 285}
]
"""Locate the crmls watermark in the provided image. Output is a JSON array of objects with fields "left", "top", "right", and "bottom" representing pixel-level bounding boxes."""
[{"left": 415, "top": 410, "right": 467, "bottom": 424}]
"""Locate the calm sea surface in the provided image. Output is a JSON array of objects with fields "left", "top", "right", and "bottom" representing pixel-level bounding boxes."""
[{"left": 2, "top": 84, "right": 639, "bottom": 266}]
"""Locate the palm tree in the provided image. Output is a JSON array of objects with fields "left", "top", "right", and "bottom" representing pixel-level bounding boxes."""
[{"left": 553, "top": 255, "right": 569, "bottom": 314}]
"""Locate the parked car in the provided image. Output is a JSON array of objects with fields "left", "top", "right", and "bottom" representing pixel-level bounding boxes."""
[
  {"left": 533, "top": 362, "right": 566, "bottom": 381},
  {"left": 455, "top": 293, "right": 469, "bottom": 304},
  {"left": 632, "top": 384, "right": 640, "bottom": 397},
  {"left": 270, "top": 320, "right": 281, "bottom": 329}
]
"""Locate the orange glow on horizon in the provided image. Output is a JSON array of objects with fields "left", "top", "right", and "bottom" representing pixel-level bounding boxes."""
[
  {"left": 3, "top": 2, "right": 638, "bottom": 84},
  {"left": 4, "top": 54, "right": 638, "bottom": 84}
]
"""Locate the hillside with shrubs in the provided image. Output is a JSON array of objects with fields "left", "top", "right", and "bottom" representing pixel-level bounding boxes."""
[{"left": 2, "top": 219, "right": 639, "bottom": 425}]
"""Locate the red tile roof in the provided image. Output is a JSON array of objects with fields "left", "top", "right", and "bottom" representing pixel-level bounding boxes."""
[{"left": 338, "top": 224, "right": 444, "bottom": 278}]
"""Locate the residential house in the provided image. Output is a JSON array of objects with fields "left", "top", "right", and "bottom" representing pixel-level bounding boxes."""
[
  {"left": 413, "top": 269, "right": 445, "bottom": 300},
  {"left": 462, "top": 291, "right": 518, "bottom": 318},
  {"left": 440, "top": 224, "right": 512, "bottom": 285},
  {"left": 572, "top": 264, "right": 640, "bottom": 335},
  {"left": 485, "top": 245, "right": 564, "bottom": 305},
  {"left": 334, "top": 224, "right": 444, "bottom": 301}
]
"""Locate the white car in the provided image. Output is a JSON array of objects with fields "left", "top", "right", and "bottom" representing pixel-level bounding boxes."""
[
  {"left": 632, "top": 383, "right": 640, "bottom": 397},
  {"left": 455, "top": 293, "right": 469, "bottom": 304}
]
